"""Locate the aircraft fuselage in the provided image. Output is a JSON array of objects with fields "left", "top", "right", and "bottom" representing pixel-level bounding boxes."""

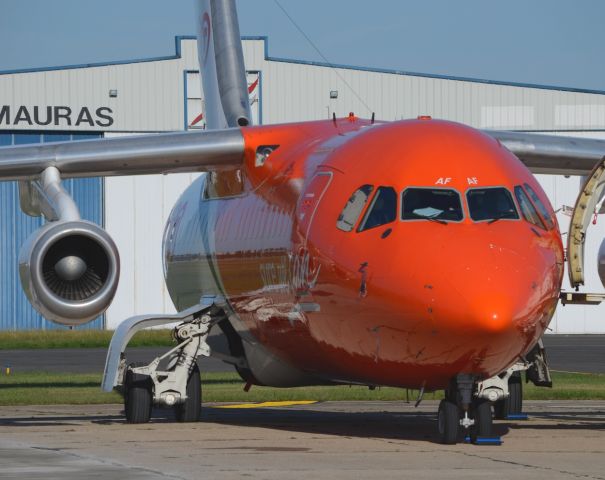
[{"left": 164, "top": 117, "right": 564, "bottom": 390}]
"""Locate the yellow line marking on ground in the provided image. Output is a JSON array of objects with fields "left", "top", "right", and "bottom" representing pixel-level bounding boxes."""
[{"left": 214, "top": 400, "right": 317, "bottom": 409}]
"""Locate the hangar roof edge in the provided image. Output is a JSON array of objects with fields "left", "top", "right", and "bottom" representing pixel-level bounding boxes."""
[{"left": 1, "top": 35, "right": 603, "bottom": 97}]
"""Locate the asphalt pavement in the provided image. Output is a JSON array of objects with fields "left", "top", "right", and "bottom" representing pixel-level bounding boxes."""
[
  {"left": 542, "top": 334, "right": 605, "bottom": 373},
  {"left": 0, "top": 346, "right": 231, "bottom": 374},
  {"left": 2, "top": 401, "right": 605, "bottom": 479},
  {"left": 0, "top": 334, "right": 603, "bottom": 375}
]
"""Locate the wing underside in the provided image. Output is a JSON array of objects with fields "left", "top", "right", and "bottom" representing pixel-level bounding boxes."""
[
  {"left": 0, "top": 127, "right": 603, "bottom": 181},
  {"left": 485, "top": 130, "right": 605, "bottom": 176},
  {"left": 0, "top": 128, "right": 244, "bottom": 181}
]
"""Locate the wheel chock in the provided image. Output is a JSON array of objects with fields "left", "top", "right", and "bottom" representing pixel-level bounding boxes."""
[
  {"left": 473, "top": 436, "right": 502, "bottom": 445},
  {"left": 506, "top": 413, "right": 529, "bottom": 420},
  {"left": 464, "top": 435, "right": 502, "bottom": 446}
]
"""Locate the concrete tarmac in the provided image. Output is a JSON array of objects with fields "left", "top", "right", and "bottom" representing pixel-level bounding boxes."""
[{"left": 0, "top": 401, "right": 604, "bottom": 479}]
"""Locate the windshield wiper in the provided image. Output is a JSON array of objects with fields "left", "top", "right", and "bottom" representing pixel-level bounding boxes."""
[
  {"left": 412, "top": 212, "right": 448, "bottom": 225},
  {"left": 487, "top": 213, "right": 516, "bottom": 224}
]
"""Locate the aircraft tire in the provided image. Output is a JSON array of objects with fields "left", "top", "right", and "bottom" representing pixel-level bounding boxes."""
[
  {"left": 175, "top": 363, "right": 202, "bottom": 422},
  {"left": 494, "top": 372, "right": 522, "bottom": 419},
  {"left": 124, "top": 363, "right": 152, "bottom": 424},
  {"left": 508, "top": 373, "right": 522, "bottom": 414},
  {"left": 438, "top": 399, "right": 459, "bottom": 444},
  {"left": 472, "top": 399, "right": 493, "bottom": 438}
]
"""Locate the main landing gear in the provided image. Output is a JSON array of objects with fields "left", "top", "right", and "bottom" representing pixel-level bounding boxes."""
[
  {"left": 122, "top": 317, "right": 210, "bottom": 423},
  {"left": 102, "top": 302, "right": 232, "bottom": 424}
]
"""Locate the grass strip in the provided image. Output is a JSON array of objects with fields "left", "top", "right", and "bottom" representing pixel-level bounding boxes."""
[
  {"left": 0, "top": 371, "right": 604, "bottom": 406},
  {"left": 0, "top": 329, "right": 174, "bottom": 350}
]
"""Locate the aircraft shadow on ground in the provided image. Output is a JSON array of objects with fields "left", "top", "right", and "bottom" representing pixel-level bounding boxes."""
[
  {"left": 3, "top": 408, "right": 603, "bottom": 441},
  {"left": 211, "top": 409, "right": 430, "bottom": 442},
  {"left": 0, "top": 406, "right": 511, "bottom": 444},
  {"left": 199, "top": 407, "right": 512, "bottom": 444},
  {"left": 507, "top": 412, "right": 605, "bottom": 430},
  {"left": 0, "top": 414, "right": 123, "bottom": 427}
]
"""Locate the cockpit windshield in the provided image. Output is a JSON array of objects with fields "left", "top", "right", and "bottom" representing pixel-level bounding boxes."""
[
  {"left": 401, "top": 188, "right": 463, "bottom": 222},
  {"left": 358, "top": 187, "right": 397, "bottom": 231},
  {"left": 467, "top": 187, "right": 519, "bottom": 222},
  {"left": 337, "top": 184, "right": 373, "bottom": 232}
]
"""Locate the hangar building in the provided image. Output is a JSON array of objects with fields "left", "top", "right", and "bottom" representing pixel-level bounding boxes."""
[{"left": 1, "top": 36, "right": 604, "bottom": 332}]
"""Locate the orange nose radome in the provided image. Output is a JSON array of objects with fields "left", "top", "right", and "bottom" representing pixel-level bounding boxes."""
[
  {"left": 441, "top": 239, "right": 540, "bottom": 338},
  {"left": 470, "top": 293, "right": 517, "bottom": 334}
]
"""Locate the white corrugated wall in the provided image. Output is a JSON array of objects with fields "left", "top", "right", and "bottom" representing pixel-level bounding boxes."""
[{"left": 103, "top": 141, "right": 201, "bottom": 327}]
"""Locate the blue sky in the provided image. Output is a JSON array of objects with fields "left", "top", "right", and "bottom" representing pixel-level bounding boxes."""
[{"left": 0, "top": 0, "right": 603, "bottom": 91}]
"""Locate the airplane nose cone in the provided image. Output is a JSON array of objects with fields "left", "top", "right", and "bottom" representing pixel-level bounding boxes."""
[
  {"left": 468, "top": 292, "right": 516, "bottom": 334},
  {"left": 442, "top": 240, "right": 542, "bottom": 337}
]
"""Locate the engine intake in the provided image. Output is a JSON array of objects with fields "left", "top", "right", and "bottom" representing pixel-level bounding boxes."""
[{"left": 19, "top": 221, "right": 120, "bottom": 326}]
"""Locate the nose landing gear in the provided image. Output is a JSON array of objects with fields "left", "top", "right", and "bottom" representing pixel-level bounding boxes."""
[{"left": 437, "top": 374, "right": 501, "bottom": 445}]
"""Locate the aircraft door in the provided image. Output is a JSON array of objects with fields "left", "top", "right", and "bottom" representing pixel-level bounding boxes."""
[
  {"left": 297, "top": 171, "right": 333, "bottom": 242},
  {"left": 567, "top": 156, "right": 605, "bottom": 288}
]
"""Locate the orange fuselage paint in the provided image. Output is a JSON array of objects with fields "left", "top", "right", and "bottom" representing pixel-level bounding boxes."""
[{"left": 168, "top": 117, "right": 564, "bottom": 390}]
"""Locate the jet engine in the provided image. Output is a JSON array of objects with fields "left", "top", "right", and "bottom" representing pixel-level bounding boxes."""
[{"left": 19, "top": 220, "right": 120, "bottom": 326}]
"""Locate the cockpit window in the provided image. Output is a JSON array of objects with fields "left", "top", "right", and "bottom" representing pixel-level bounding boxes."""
[
  {"left": 401, "top": 188, "right": 463, "bottom": 222},
  {"left": 514, "top": 185, "right": 545, "bottom": 229},
  {"left": 466, "top": 188, "right": 519, "bottom": 222},
  {"left": 337, "top": 184, "right": 374, "bottom": 232},
  {"left": 358, "top": 187, "right": 397, "bottom": 231},
  {"left": 524, "top": 183, "right": 555, "bottom": 230}
]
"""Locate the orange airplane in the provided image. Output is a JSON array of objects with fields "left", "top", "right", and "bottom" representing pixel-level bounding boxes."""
[{"left": 1, "top": 0, "right": 605, "bottom": 445}]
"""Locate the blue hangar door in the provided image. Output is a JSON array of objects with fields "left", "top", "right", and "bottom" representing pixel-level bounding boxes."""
[{"left": 0, "top": 132, "right": 104, "bottom": 330}]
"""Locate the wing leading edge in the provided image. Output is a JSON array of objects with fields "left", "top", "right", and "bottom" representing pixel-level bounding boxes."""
[
  {"left": 0, "top": 126, "right": 604, "bottom": 181},
  {"left": 486, "top": 130, "right": 605, "bottom": 176},
  {"left": 0, "top": 128, "right": 244, "bottom": 181}
]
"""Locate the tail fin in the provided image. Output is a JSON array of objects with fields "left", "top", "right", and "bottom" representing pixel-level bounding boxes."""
[{"left": 196, "top": 0, "right": 252, "bottom": 130}]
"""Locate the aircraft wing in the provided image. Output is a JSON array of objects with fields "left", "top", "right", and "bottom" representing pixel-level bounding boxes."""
[
  {"left": 485, "top": 130, "right": 605, "bottom": 176},
  {"left": 0, "top": 128, "right": 244, "bottom": 180},
  {"left": 2, "top": 127, "right": 604, "bottom": 181}
]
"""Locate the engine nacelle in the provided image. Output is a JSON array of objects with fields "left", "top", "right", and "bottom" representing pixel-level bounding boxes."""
[
  {"left": 597, "top": 238, "right": 605, "bottom": 287},
  {"left": 19, "top": 221, "right": 120, "bottom": 326}
]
